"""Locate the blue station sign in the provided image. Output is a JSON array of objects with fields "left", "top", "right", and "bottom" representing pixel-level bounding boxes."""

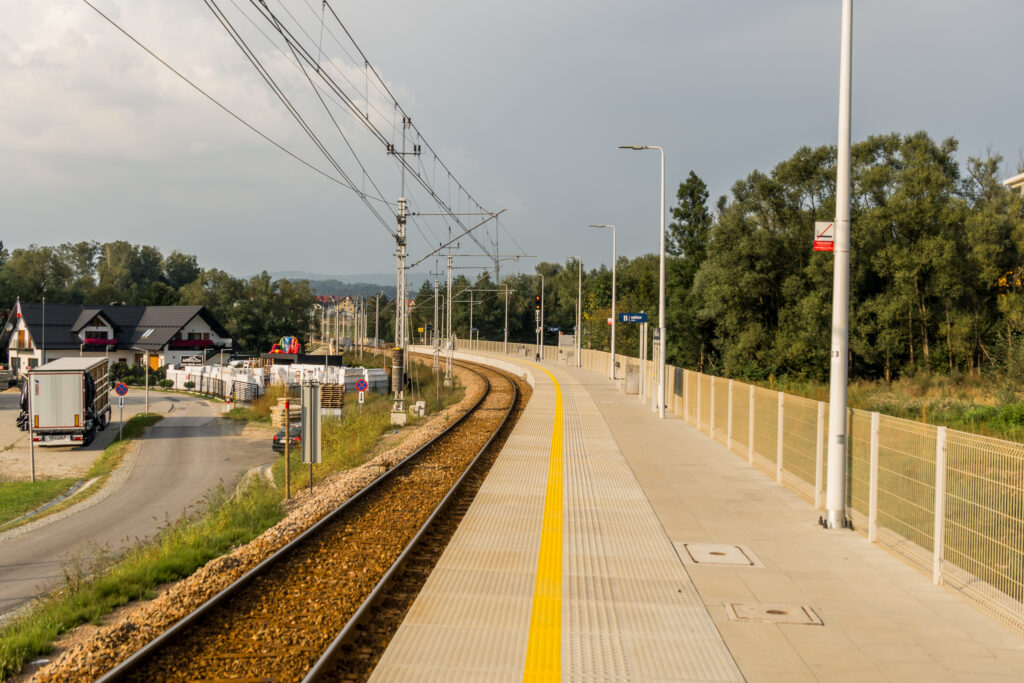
[{"left": 618, "top": 312, "right": 648, "bottom": 324}]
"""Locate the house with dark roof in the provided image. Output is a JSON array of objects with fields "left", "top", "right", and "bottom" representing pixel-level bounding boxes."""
[{"left": 1, "top": 301, "right": 235, "bottom": 375}]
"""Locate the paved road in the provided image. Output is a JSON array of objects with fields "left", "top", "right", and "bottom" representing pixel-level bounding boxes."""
[{"left": 0, "top": 395, "right": 276, "bottom": 615}]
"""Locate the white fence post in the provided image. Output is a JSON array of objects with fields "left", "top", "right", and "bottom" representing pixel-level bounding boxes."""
[
  {"left": 710, "top": 377, "right": 716, "bottom": 440},
  {"left": 776, "top": 392, "right": 784, "bottom": 483},
  {"left": 815, "top": 401, "right": 825, "bottom": 509},
  {"left": 933, "top": 426, "right": 948, "bottom": 585},
  {"left": 748, "top": 385, "right": 755, "bottom": 464},
  {"left": 869, "top": 411, "right": 880, "bottom": 542},
  {"left": 727, "top": 379, "right": 734, "bottom": 451}
]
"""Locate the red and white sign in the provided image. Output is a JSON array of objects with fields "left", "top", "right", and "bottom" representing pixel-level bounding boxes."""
[{"left": 813, "top": 221, "right": 835, "bottom": 252}]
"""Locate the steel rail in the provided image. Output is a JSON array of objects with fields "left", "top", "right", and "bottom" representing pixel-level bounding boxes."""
[
  {"left": 96, "top": 359, "right": 498, "bottom": 683},
  {"left": 303, "top": 367, "right": 519, "bottom": 681}
]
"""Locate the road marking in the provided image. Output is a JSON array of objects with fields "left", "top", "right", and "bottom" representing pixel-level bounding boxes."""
[{"left": 523, "top": 363, "right": 562, "bottom": 682}]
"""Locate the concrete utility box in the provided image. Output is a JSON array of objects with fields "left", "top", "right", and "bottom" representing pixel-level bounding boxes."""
[{"left": 624, "top": 365, "right": 639, "bottom": 395}]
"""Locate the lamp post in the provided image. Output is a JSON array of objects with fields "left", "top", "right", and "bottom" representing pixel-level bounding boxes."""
[
  {"left": 619, "top": 144, "right": 666, "bottom": 418},
  {"left": 569, "top": 256, "right": 582, "bottom": 368},
  {"left": 590, "top": 224, "right": 617, "bottom": 379},
  {"left": 825, "top": 0, "right": 854, "bottom": 530}
]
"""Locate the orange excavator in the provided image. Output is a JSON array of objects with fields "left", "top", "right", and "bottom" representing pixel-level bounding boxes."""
[{"left": 269, "top": 336, "right": 301, "bottom": 354}]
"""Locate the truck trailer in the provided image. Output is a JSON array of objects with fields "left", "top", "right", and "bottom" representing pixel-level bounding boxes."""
[{"left": 19, "top": 357, "right": 111, "bottom": 446}]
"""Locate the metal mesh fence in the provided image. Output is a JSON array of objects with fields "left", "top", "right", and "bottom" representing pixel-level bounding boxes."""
[
  {"left": 944, "top": 430, "right": 1024, "bottom": 628},
  {"left": 753, "top": 387, "right": 778, "bottom": 463},
  {"left": 730, "top": 382, "right": 749, "bottom": 455},
  {"left": 782, "top": 395, "right": 819, "bottom": 495},
  {"left": 712, "top": 377, "right": 729, "bottom": 447},
  {"left": 875, "top": 415, "right": 937, "bottom": 573},
  {"left": 459, "top": 338, "right": 1024, "bottom": 634},
  {"left": 685, "top": 370, "right": 698, "bottom": 425},
  {"left": 847, "top": 409, "right": 873, "bottom": 519}
]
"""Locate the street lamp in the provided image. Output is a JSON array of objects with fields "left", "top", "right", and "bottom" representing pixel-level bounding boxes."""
[
  {"left": 619, "top": 144, "right": 666, "bottom": 418},
  {"left": 589, "top": 224, "right": 617, "bottom": 379},
  {"left": 569, "top": 256, "right": 582, "bottom": 368},
  {"left": 825, "top": 0, "right": 854, "bottom": 530}
]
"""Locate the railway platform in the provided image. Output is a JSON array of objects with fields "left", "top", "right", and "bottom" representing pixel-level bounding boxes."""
[{"left": 377, "top": 350, "right": 1024, "bottom": 682}]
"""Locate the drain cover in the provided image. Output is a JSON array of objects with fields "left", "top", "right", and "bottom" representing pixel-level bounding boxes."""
[
  {"left": 725, "top": 602, "right": 823, "bottom": 625},
  {"left": 675, "top": 543, "right": 765, "bottom": 567}
]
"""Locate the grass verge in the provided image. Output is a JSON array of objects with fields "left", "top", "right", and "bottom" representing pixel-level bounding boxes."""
[
  {"left": 0, "top": 478, "right": 282, "bottom": 681},
  {"left": 0, "top": 479, "right": 79, "bottom": 528}
]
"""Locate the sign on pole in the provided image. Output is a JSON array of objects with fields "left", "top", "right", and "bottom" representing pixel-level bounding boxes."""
[
  {"left": 813, "top": 221, "right": 835, "bottom": 252},
  {"left": 618, "top": 312, "right": 648, "bottom": 324},
  {"left": 358, "top": 391, "right": 365, "bottom": 404},
  {"left": 119, "top": 395, "right": 125, "bottom": 408},
  {"left": 300, "top": 382, "right": 322, "bottom": 465},
  {"left": 115, "top": 383, "right": 128, "bottom": 396},
  {"left": 355, "top": 378, "right": 368, "bottom": 393}
]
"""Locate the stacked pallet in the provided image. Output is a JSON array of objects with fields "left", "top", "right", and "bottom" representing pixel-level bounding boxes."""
[
  {"left": 320, "top": 384, "right": 344, "bottom": 409},
  {"left": 270, "top": 397, "right": 301, "bottom": 428}
]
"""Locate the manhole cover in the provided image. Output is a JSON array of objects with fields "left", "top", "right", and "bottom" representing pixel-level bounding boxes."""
[
  {"left": 725, "top": 603, "right": 823, "bottom": 625},
  {"left": 675, "top": 543, "right": 765, "bottom": 567}
]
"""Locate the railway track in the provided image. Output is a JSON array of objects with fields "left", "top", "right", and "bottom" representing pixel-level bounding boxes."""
[{"left": 93, "top": 359, "right": 527, "bottom": 683}]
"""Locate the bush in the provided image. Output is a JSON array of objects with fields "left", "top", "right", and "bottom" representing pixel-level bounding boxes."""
[
  {"left": 158, "top": 379, "right": 173, "bottom": 389},
  {"left": 183, "top": 381, "right": 195, "bottom": 390}
]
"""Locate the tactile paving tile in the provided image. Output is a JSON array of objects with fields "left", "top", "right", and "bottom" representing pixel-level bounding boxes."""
[{"left": 559, "top": 374, "right": 742, "bottom": 681}]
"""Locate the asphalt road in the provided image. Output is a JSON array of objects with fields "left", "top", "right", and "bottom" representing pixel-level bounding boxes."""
[{"left": 0, "top": 394, "right": 276, "bottom": 616}]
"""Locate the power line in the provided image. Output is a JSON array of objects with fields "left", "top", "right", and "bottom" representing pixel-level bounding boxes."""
[{"left": 77, "top": 0, "right": 358, "bottom": 194}]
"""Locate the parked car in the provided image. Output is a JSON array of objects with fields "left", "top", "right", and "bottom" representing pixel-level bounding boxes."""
[{"left": 272, "top": 424, "right": 301, "bottom": 453}]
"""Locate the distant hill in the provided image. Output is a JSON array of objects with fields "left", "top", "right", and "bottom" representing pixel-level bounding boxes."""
[{"left": 259, "top": 272, "right": 431, "bottom": 298}]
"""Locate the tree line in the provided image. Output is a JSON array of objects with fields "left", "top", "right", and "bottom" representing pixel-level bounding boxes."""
[
  {"left": 0, "top": 241, "right": 318, "bottom": 355},
  {"left": 417, "top": 132, "right": 1024, "bottom": 384},
  {"left": 6, "top": 131, "right": 1022, "bottom": 383}
]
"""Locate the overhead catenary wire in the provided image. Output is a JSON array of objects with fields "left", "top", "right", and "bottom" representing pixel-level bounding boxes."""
[
  {"left": 77, "top": 0, "right": 358, "bottom": 195},
  {"left": 205, "top": 0, "right": 396, "bottom": 235}
]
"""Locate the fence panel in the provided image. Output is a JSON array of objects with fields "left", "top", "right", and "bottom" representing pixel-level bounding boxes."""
[
  {"left": 874, "top": 414, "right": 938, "bottom": 574},
  {"left": 752, "top": 387, "right": 778, "bottom": 470},
  {"left": 730, "top": 380, "right": 750, "bottom": 455},
  {"left": 847, "top": 409, "right": 873, "bottom": 520},
  {"left": 713, "top": 377, "right": 729, "bottom": 446},
  {"left": 698, "top": 374, "right": 712, "bottom": 434},
  {"left": 685, "top": 371, "right": 698, "bottom": 424},
  {"left": 781, "top": 394, "right": 820, "bottom": 500},
  {"left": 943, "top": 430, "right": 1024, "bottom": 630}
]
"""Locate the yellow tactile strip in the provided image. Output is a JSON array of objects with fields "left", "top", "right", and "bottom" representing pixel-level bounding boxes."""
[
  {"left": 371, "top": 355, "right": 741, "bottom": 682},
  {"left": 522, "top": 364, "right": 563, "bottom": 681}
]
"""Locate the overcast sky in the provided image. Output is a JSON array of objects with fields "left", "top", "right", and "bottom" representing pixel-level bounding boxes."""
[{"left": 2, "top": 1, "right": 1022, "bottom": 282}]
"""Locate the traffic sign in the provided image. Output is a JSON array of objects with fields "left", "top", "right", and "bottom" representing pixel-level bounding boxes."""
[
  {"left": 813, "top": 221, "right": 835, "bottom": 252},
  {"left": 547, "top": 327, "right": 560, "bottom": 333},
  {"left": 114, "top": 383, "right": 128, "bottom": 396},
  {"left": 119, "top": 395, "right": 125, "bottom": 408},
  {"left": 618, "top": 312, "right": 648, "bottom": 324},
  {"left": 355, "top": 378, "right": 368, "bottom": 392},
  {"left": 358, "top": 390, "right": 365, "bottom": 404}
]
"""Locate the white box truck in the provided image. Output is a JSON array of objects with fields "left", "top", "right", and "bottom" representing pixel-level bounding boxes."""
[{"left": 20, "top": 358, "right": 112, "bottom": 446}]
